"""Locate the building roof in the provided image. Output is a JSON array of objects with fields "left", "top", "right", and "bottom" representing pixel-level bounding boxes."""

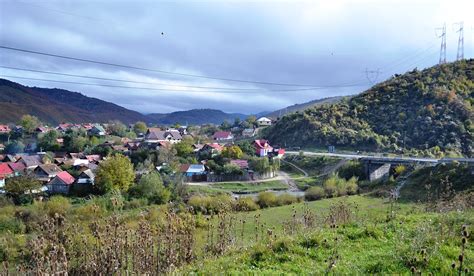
[
  {"left": 230, "top": 159, "right": 249, "bottom": 169},
  {"left": 254, "top": 139, "right": 273, "bottom": 150},
  {"left": 79, "top": 169, "right": 95, "bottom": 179},
  {"left": 54, "top": 171, "right": 75, "bottom": 185},
  {"left": 179, "top": 164, "right": 191, "bottom": 173},
  {"left": 8, "top": 162, "right": 26, "bottom": 172},
  {"left": 204, "top": 143, "right": 224, "bottom": 151},
  {"left": 0, "top": 163, "right": 14, "bottom": 176},
  {"left": 187, "top": 164, "right": 205, "bottom": 173},
  {"left": 213, "top": 131, "right": 232, "bottom": 139},
  {"left": 257, "top": 117, "right": 272, "bottom": 122},
  {"left": 0, "top": 125, "right": 11, "bottom": 133},
  {"left": 20, "top": 155, "right": 42, "bottom": 167},
  {"left": 37, "top": 164, "right": 62, "bottom": 176},
  {"left": 85, "top": 155, "right": 101, "bottom": 163},
  {"left": 146, "top": 129, "right": 182, "bottom": 141}
]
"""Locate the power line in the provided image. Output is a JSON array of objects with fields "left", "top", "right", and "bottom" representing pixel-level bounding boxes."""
[
  {"left": 0, "top": 45, "right": 364, "bottom": 87},
  {"left": 0, "top": 65, "right": 369, "bottom": 91},
  {"left": 0, "top": 75, "right": 369, "bottom": 94}
]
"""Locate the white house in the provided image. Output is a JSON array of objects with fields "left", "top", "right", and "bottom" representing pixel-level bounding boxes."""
[{"left": 257, "top": 117, "right": 272, "bottom": 126}]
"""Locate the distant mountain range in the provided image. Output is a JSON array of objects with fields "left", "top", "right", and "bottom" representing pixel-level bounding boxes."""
[
  {"left": 0, "top": 79, "right": 248, "bottom": 125},
  {"left": 0, "top": 78, "right": 356, "bottom": 126},
  {"left": 147, "top": 109, "right": 247, "bottom": 125}
]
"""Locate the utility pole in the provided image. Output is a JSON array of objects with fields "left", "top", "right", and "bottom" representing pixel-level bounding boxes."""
[
  {"left": 436, "top": 23, "right": 447, "bottom": 64},
  {"left": 454, "top": 22, "right": 464, "bottom": 60}
]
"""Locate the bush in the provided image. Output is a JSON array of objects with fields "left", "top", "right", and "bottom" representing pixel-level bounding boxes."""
[
  {"left": 128, "top": 172, "right": 171, "bottom": 205},
  {"left": 276, "top": 193, "right": 298, "bottom": 206},
  {"left": 43, "top": 196, "right": 71, "bottom": 217},
  {"left": 305, "top": 186, "right": 325, "bottom": 201},
  {"left": 257, "top": 192, "right": 277, "bottom": 208},
  {"left": 323, "top": 178, "right": 338, "bottom": 198},
  {"left": 346, "top": 177, "right": 359, "bottom": 195},
  {"left": 234, "top": 197, "right": 259, "bottom": 211},
  {"left": 0, "top": 215, "right": 25, "bottom": 234},
  {"left": 124, "top": 198, "right": 149, "bottom": 210},
  {"left": 188, "top": 194, "right": 233, "bottom": 214}
]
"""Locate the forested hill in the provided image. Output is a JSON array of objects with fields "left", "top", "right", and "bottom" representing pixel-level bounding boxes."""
[
  {"left": 264, "top": 59, "right": 474, "bottom": 157},
  {"left": 0, "top": 79, "right": 150, "bottom": 124},
  {"left": 147, "top": 109, "right": 247, "bottom": 125}
]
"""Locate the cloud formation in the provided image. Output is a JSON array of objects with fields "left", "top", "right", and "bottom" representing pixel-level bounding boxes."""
[{"left": 1, "top": 0, "right": 473, "bottom": 114}]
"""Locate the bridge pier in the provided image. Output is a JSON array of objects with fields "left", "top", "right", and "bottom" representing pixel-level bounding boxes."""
[{"left": 365, "top": 161, "right": 391, "bottom": 182}]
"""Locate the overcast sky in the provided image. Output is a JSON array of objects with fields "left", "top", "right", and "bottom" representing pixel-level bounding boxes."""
[{"left": 1, "top": 0, "right": 473, "bottom": 114}]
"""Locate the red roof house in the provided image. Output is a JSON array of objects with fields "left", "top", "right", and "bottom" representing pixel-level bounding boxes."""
[
  {"left": 254, "top": 139, "right": 273, "bottom": 157},
  {"left": 46, "top": 171, "right": 75, "bottom": 195},
  {"left": 212, "top": 131, "right": 234, "bottom": 141},
  {"left": 0, "top": 163, "right": 14, "bottom": 178},
  {"left": 0, "top": 125, "right": 10, "bottom": 133}
]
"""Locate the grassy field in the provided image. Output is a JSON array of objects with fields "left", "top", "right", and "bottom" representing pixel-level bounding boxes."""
[
  {"left": 185, "top": 195, "right": 474, "bottom": 274},
  {"left": 188, "top": 180, "right": 288, "bottom": 195}
]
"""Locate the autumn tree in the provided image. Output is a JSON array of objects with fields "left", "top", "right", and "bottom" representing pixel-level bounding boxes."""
[
  {"left": 222, "top": 145, "right": 243, "bottom": 159},
  {"left": 95, "top": 154, "right": 135, "bottom": 193},
  {"left": 133, "top": 121, "right": 148, "bottom": 135},
  {"left": 19, "top": 114, "right": 40, "bottom": 134}
]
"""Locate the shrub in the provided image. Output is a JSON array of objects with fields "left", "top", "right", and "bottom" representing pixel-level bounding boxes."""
[
  {"left": 323, "top": 178, "right": 338, "bottom": 198},
  {"left": 234, "top": 197, "right": 259, "bottom": 211},
  {"left": 346, "top": 177, "right": 359, "bottom": 195},
  {"left": 188, "top": 194, "right": 233, "bottom": 214},
  {"left": 276, "top": 193, "right": 298, "bottom": 206},
  {"left": 128, "top": 172, "right": 171, "bottom": 205},
  {"left": 305, "top": 186, "right": 325, "bottom": 201},
  {"left": 124, "top": 198, "right": 149, "bottom": 210},
  {"left": 257, "top": 192, "right": 277, "bottom": 208},
  {"left": 0, "top": 215, "right": 25, "bottom": 234},
  {"left": 43, "top": 196, "right": 71, "bottom": 217}
]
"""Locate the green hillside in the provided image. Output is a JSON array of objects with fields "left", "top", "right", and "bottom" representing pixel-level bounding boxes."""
[
  {"left": 264, "top": 59, "right": 474, "bottom": 157},
  {"left": 0, "top": 79, "right": 150, "bottom": 124}
]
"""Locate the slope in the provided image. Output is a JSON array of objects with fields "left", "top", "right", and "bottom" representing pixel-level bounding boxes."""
[
  {"left": 263, "top": 59, "right": 474, "bottom": 157},
  {"left": 0, "top": 79, "right": 150, "bottom": 124}
]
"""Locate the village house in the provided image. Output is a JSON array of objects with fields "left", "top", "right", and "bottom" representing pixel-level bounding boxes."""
[
  {"left": 230, "top": 159, "right": 249, "bottom": 169},
  {"left": 212, "top": 131, "right": 233, "bottom": 141},
  {"left": 34, "top": 164, "right": 62, "bottom": 183},
  {"left": 145, "top": 128, "right": 182, "bottom": 144},
  {"left": 242, "top": 128, "right": 257, "bottom": 137},
  {"left": 18, "top": 155, "right": 43, "bottom": 170},
  {"left": 46, "top": 171, "right": 75, "bottom": 195},
  {"left": 0, "top": 125, "right": 10, "bottom": 134},
  {"left": 200, "top": 143, "right": 224, "bottom": 157},
  {"left": 254, "top": 139, "right": 273, "bottom": 157},
  {"left": 0, "top": 163, "right": 14, "bottom": 188},
  {"left": 88, "top": 124, "right": 106, "bottom": 136},
  {"left": 256, "top": 117, "right": 272, "bottom": 126},
  {"left": 7, "top": 162, "right": 26, "bottom": 176},
  {"left": 77, "top": 169, "right": 95, "bottom": 185}
]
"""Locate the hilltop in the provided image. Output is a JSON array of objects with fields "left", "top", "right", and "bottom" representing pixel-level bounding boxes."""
[
  {"left": 263, "top": 59, "right": 474, "bottom": 157},
  {"left": 265, "top": 96, "right": 345, "bottom": 119},
  {"left": 0, "top": 79, "right": 150, "bottom": 124},
  {"left": 147, "top": 109, "right": 247, "bottom": 125}
]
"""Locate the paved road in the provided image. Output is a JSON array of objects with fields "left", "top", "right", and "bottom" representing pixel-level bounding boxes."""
[{"left": 285, "top": 151, "right": 474, "bottom": 164}]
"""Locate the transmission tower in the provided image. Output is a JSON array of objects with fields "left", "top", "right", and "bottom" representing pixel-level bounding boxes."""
[
  {"left": 365, "top": 68, "right": 381, "bottom": 85},
  {"left": 454, "top": 22, "right": 464, "bottom": 60},
  {"left": 436, "top": 23, "right": 447, "bottom": 64}
]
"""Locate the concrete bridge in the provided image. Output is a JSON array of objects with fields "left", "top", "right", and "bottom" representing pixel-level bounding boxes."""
[{"left": 285, "top": 151, "right": 474, "bottom": 181}]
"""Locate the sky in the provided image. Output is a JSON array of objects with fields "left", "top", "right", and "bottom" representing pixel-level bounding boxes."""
[{"left": 0, "top": 0, "right": 473, "bottom": 115}]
